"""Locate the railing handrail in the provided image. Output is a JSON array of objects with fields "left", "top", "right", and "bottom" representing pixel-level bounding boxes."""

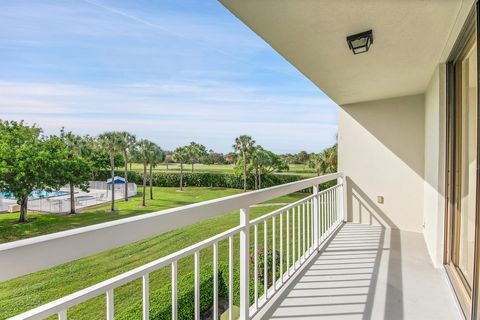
[{"left": 0, "top": 172, "right": 342, "bottom": 282}]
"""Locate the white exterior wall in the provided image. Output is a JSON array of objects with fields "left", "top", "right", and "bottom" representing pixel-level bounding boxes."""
[
  {"left": 338, "top": 94, "right": 426, "bottom": 233},
  {"left": 423, "top": 64, "right": 447, "bottom": 267}
]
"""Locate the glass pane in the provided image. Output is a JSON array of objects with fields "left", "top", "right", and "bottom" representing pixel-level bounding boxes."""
[{"left": 458, "top": 43, "right": 477, "bottom": 288}]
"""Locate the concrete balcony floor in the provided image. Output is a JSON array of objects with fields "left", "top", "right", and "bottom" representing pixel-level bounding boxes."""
[{"left": 260, "top": 223, "right": 461, "bottom": 320}]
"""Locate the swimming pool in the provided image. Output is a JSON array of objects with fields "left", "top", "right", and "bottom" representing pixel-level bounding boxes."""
[
  {"left": 76, "top": 195, "right": 95, "bottom": 201},
  {"left": 1, "top": 190, "right": 69, "bottom": 200},
  {"left": 29, "top": 190, "right": 69, "bottom": 200}
]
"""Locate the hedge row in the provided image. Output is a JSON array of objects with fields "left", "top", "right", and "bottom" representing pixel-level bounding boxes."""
[
  {"left": 95, "top": 171, "right": 312, "bottom": 190},
  {"left": 117, "top": 263, "right": 260, "bottom": 320}
]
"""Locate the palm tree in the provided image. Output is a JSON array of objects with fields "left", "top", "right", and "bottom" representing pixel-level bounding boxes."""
[
  {"left": 148, "top": 144, "right": 164, "bottom": 200},
  {"left": 118, "top": 132, "right": 136, "bottom": 201},
  {"left": 308, "top": 144, "right": 337, "bottom": 176},
  {"left": 172, "top": 146, "right": 190, "bottom": 191},
  {"left": 97, "top": 132, "right": 122, "bottom": 211},
  {"left": 134, "top": 139, "right": 155, "bottom": 206},
  {"left": 187, "top": 142, "right": 208, "bottom": 172},
  {"left": 233, "top": 135, "right": 255, "bottom": 192},
  {"left": 60, "top": 130, "right": 86, "bottom": 215}
]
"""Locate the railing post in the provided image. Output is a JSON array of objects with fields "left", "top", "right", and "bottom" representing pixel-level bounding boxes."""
[
  {"left": 239, "top": 207, "right": 250, "bottom": 320},
  {"left": 313, "top": 185, "right": 319, "bottom": 250},
  {"left": 338, "top": 176, "right": 345, "bottom": 223}
]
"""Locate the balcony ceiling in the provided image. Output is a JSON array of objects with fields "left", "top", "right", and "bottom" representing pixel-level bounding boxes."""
[{"left": 220, "top": 0, "right": 466, "bottom": 105}]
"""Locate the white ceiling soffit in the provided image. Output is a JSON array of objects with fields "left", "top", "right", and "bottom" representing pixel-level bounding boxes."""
[{"left": 220, "top": 0, "right": 464, "bottom": 105}]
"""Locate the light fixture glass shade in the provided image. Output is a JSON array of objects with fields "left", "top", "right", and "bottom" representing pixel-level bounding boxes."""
[{"left": 347, "top": 30, "right": 373, "bottom": 55}]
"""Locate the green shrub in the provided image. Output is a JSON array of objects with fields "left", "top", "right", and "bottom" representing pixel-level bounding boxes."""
[
  {"left": 117, "top": 263, "right": 226, "bottom": 320},
  {"left": 117, "top": 262, "right": 263, "bottom": 320},
  {"left": 250, "top": 248, "right": 281, "bottom": 287},
  {"left": 94, "top": 171, "right": 316, "bottom": 191}
]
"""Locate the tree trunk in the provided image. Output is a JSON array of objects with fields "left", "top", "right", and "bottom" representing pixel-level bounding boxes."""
[
  {"left": 166, "top": 163, "right": 169, "bottom": 170},
  {"left": 124, "top": 151, "right": 129, "bottom": 202},
  {"left": 142, "top": 160, "right": 147, "bottom": 206},
  {"left": 149, "top": 161, "right": 153, "bottom": 200},
  {"left": 18, "top": 196, "right": 29, "bottom": 223},
  {"left": 180, "top": 161, "right": 184, "bottom": 191},
  {"left": 243, "top": 151, "right": 247, "bottom": 192},
  {"left": 69, "top": 182, "right": 75, "bottom": 214},
  {"left": 259, "top": 173, "right": 262, "bottom": 189},
  {"left": 191, "top": 163, "right": 194, "bottom": 173},
  {"left": 130, "top": 162, "right": 132, "bottom": 170},
  {"left": 110, "top": 154, "right": 115, "bottom": 212},
  {"left": 254, "top": 174, "right": 258, "bottom": 190}
]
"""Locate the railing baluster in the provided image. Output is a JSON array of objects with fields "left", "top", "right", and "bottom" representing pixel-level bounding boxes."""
[
  {"left": 228, "top": 236, "right": 233, "bottom": 320},
  {"left": 264, "top": 220, "right": 268, "bottom": 299},
  {"left": 307, "top": 200, "right": 310, "bottom": 254},
  {"left": 335, "top": 187, "right": 338, "bottom": 225},
  {"left": 286, "top": 209, "right": 290, "bottom": 276},
  {"left": 323, "top": 192, "right": 327, "bottom": 240},
  {"left": 327, "top": 191, "right": 330, "bottom": 234},
  {"left": 58, "top": 310, "right": 67, "bottom": 320},
  {"left": 194, "top": 251, "right": 200, "bottom": 320},
  {"left": 280, "top": 212, "right": 283, "bottom": 284},
  {"left": 340, "top": 180, "right": 345, "bottom": 222},
  {"left": 254, "top": 224, "right": 258, "bottom": 309},
  {"left": 213, "top": 242, "right": 219, "bottom": 320},
  {"left": 292, "top": 207, "right": 296, "bottom": 270},
  {"left": 328, "top": 189, "right": 333, "bottom": 235},
  {"left": 302, "top": 202, "right": 306, "bottom": 260},
  {"left": 172, "top": 261, "right": 178, "bottom": 320},
  {"left": 297, "top": 204, "right": 300, "bottom": 265},
  {"left": 106, "top": 289, "right": 114, "bottom": 320},
  {"left": 142, "top": 273, "right": 149, "bottom": 320},
  {"left": 272, "top": 216, "right": 276, "bottom": 291},
  {"left": 239, "top": 207, "right": 250, "bottom": 320},
  {"left": 313, "top": 185, "right": 319, "bottom": 250}
]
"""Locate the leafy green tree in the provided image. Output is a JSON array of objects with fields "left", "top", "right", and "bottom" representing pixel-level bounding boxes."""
[
  {"left": 206, "top": 150, "right": 226, "bottom": 165},
  {"left": 295, "top": 150, "right": 311, "bottom": 164},
  {"left": 117, "top": 132, "right": 136, "bottom": 201},
  {"left": 97, "top": 132, "right": 122, "bottom": 211},
  {"left": 59, "top": 130, "right": 92, "bottom": 214},
  {"left": 133, "top": 139, "right": 155, "bottom": 206},
  {"left": 233, "top": 135, "right": 255, "bottom": 192},
  {"left": 0, "top": 121, "right": 64, "bottom": 222},
  {"left": 186, "top": 142, "right": 208, "bottom": 172},
  {"left": 148, "top": 144, "right": 164, "bottom": 200},
  {"left": 172, "top": 146, "right": 190, "bottom": 191}
]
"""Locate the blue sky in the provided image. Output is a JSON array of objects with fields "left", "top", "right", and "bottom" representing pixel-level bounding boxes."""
[{"left": 0, "top": 0, "right": 338, "bottom": 153}]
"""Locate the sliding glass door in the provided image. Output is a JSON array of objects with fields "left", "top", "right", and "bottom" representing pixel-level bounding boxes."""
[{"left": 446, "top": 21, "right": 479, "bottom": 319}]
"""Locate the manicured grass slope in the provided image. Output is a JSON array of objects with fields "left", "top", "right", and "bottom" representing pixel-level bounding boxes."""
[{"left": 0, "top": 187, "right": 306, "bottom": 319}]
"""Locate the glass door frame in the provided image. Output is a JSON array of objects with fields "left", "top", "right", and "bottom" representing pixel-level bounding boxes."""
[{"left": 445, "top": 2, "right": 480, "bottom": 319}]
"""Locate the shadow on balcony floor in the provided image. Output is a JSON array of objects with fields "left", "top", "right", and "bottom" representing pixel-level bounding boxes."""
[{"left": 260, "top": 223, "right": 461, "bottom": 320}]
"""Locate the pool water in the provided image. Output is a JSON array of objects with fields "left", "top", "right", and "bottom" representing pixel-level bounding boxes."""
[
  {"left": 29, "top": 190, "right": 69, "bottom": 200},
  {"left": 1, "top": 190, "right": 69, "bottom": 200},
  {"left": 76, "top": 195, "right": 94, "bottom": 201}
]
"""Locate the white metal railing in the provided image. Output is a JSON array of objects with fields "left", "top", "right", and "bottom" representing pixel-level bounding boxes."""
[{"left": 6, "top": 173, "right": 344, "bottom": 320}]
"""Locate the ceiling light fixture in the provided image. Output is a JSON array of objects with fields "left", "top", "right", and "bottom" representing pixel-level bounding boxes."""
[{"left": 346, "top": 30, "right": 373, "bottom": 55}]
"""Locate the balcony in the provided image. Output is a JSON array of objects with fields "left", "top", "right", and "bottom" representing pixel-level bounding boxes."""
[{"left": 1, "top": 173, "right": 461, "bottom": 319}]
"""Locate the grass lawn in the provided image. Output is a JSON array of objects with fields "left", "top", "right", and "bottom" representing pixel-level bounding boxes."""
[
  {"left": 122, "top": 162, "right": 316, "bottom": 177},
  {"left": 0, "top": 187, "right": 309, "bottom": 319},
  {"left": 0, "top": 187, "right": 243, "bottom": 244}
]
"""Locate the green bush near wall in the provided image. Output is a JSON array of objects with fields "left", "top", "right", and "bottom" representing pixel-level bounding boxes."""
[
  {"left": 94, "top": 171, "right": 320, "bottom": 191},
  {"left": 116, "top": 263, "right": 259, "bottom": 320}
]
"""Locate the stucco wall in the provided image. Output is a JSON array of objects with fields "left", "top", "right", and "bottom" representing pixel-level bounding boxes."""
[
  {"left": 423, "top": 64, "right": 446, "bottom": 268},
  {"left": 338, "top": 94, "right": 425, "bottom": 233}
]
